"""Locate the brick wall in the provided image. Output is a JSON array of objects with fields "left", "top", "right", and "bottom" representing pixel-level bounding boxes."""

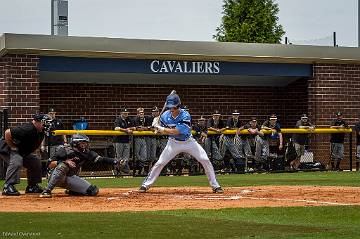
[
  {"left": 0, "top": 54, "right": 40, "bottom": 127},
  {"left": 39, "top": 78, "right": 308, "bottom": 130},
  {"left": 0, "top": 57, "right": 6, "bottom": 108},
  {"left": 309, "top": 63, "right": 360, "bottom": 169}
]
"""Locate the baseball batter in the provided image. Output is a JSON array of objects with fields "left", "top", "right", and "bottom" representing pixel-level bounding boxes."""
[{"left": 139, "top": 91, "right": 223, "bottom": 193}]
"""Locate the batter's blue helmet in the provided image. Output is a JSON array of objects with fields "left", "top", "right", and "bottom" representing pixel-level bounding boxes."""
[{"left": 165, "top": 92, "right": 181, "bottom": 108}]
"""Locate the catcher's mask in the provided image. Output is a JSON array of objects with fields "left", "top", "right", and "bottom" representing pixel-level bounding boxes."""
[
  {"left": 33, "top": 113, "right": 53, "bottom": 136},
  {"left": 71, "top": 134, "right": 90, "bottom": 152}
]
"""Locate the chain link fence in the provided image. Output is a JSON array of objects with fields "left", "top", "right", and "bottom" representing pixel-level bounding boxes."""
[{"left": 45, "top": 130, "right": 353, "bottom": 177}]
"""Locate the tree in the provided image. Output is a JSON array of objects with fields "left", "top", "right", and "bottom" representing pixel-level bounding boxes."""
[{"left": 214, "top": 0, "right": 285, "bottom": 44}]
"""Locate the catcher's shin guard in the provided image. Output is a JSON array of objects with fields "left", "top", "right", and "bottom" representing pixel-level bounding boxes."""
[
  {"left": 86, "top": 185, "right": 99, "bottom": 196},
  {"left": 46, "top": 163, "right": 69, "bottom": 191}
]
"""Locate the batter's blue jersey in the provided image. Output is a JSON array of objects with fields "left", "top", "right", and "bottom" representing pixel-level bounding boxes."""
[{"left": 160, "top": 109, "right": 192, "bottom": 141}]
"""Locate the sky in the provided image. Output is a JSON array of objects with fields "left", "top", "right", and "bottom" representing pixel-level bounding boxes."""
[{"left": 0, "top": 0, "right": 358, "bottom": 47}]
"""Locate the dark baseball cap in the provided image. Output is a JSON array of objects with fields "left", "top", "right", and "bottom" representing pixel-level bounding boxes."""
[
  {"left": 269, "top": 114, "right": 277, "bottom": 120},
  {"left": 213, "top": 110, "right": 221, "bottom": 116},
  {"left": 120, "top": 108, "right": 129, "bottom": 113},
  {"left": 198, "top": 115, "right": 206, "bottom": 121},
  {"left": 232, "top": 110, "right": 240, "bottom": 115},
  {"left": 152, "top": 106, "right": 159, "bottom": 112},
  {"left": 48, "top": 107, "right": 56, "bottom": 113},
  {"left": 301, "top": 114, "right": 308, "bottom": 119},
  {"left": 336, "top": 111, "right": 342, "bottom": 116}
]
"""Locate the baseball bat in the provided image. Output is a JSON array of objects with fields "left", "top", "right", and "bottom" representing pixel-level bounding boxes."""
[
  {"left": 159, "top": 90, "right": 176, "bottom": 116},
  {"left": 153, "top": 90, "right": 176, "bottom": 127}
]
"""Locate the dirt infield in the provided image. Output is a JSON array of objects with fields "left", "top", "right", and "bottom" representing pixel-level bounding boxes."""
[{"left": 1, "top": 186, "right": 359, "bottom": 212}]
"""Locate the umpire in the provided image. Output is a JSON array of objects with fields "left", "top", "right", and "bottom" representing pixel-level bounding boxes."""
[{"left": 0, "top": 114, "right": 52, "bottom": 196}]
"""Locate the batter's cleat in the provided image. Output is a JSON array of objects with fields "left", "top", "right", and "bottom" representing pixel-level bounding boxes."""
[
  {"left": 213, "top": 187, "right": 224, "bottom": 194},
  {"left": 2, "top": 184, "right": 20, "bottom": 196},
  {"left": 25, "top": 184, "right": 44, "bottom": 194},
  {"left": 39, "top": 190, "right": 52, "bottom": 198},
  {"left": 138, "top": 186, "right": 148, "bottom": 193}
]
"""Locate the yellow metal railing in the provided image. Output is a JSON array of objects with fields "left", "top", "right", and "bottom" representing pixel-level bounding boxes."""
[{"left": 53, "top": 128, "right": 352, "bottom": 136}]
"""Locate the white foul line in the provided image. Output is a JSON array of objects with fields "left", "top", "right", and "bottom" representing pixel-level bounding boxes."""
[{"left": 193, "top": 195, "right": 358, "bottom": 206}]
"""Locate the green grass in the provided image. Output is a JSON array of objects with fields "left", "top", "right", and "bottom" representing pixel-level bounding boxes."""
[
  {"left": 0, "top": 206, "right": 359, "bottom": 239},
  {"left": 2, "top": 171, "right": 360, "bottom": 190},
  {"left": 1, "top": 172, "right": 360, "bottom": 238}
]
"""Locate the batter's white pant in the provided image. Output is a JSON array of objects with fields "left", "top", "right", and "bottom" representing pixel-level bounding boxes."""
[{"left": 142, "top": 137, "right": 221, "bottom": 189}]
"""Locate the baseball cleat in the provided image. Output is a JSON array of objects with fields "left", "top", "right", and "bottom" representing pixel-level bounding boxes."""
[
  {"left": 138, "top": 186, "right": 148, "bottom": 193},
  {"left": 213, "top": 187, "right": 224, "bottom": 194},
  {"left": 2, "top": 184, "right": 20, "bottom": 196},
  {"left": 39, "top": 190, "right": 52, "bottom": 198},
  {"left": 25, "top": 184, "right": 44, "bottom": 194}
]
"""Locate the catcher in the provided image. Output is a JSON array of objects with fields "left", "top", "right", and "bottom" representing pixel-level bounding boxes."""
[{"left": 40, "top": 134, "right": 124, "bottom": 198}]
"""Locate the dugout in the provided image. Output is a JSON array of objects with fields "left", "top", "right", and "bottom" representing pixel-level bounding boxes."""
[{"left": 1, "top": 33, "right": 360, "bottom": 169}]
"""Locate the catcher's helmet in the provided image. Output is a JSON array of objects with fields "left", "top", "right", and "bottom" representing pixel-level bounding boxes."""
[
  {"left": 166, "top": 92, "right": 181, "bottom": 108},
  {"left": 71, "top": 134, "right": 90, "bottom": 146}
]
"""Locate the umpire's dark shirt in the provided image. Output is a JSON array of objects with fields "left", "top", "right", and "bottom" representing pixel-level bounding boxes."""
[
  {"left": 114, "top": 116, "right": 133, "bottom": 143},
  {"left": 330, "top": 119, "right": 348, "bottom": 143},
  {"left": 10, "top": 122, "right": 44, "bottom": 156}
]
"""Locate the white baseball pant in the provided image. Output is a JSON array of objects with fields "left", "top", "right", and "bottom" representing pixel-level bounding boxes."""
[{"left": 142, "top": 137, "right": 221, "bottom": 189}]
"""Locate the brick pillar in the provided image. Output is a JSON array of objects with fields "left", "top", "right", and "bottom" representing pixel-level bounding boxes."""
[
  {"left": 309, "top": 63, "right": 360, "bottom": 169},
  {"left": 0, "top": 54, "right": 40, "bottom": 127}
]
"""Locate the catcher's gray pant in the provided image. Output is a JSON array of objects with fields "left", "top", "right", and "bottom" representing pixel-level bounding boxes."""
[
  {"left": 331, "top": 143, "right": 344, "bottom": 162},
  {"left": 142, "top": 137, "right": 220, "bottom": 189},
  {"left": 48, "top": 145, "right": 64, "bottom": 158},
  {"left": 3, "top": 151, "right": 41, "bottom": 186},
  {"left": 356, "top": 145, "right": 360, "bottom": 163},
  {"left": 134, "top": 137, "right": 148, "bottom": 168},
  {"left": 255, "top": 136, "right": 269, "bottom": 162},
  {"left": 45, "top": 163, "right": 92, "bottom": 194},
  {"left": 146, "top": 137, "right": 157, "bottom": 162}
]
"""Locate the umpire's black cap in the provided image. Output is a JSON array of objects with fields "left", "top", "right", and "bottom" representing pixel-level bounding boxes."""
[{"left": 33, "top": 113, "right": 51, "bottom": 122}]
